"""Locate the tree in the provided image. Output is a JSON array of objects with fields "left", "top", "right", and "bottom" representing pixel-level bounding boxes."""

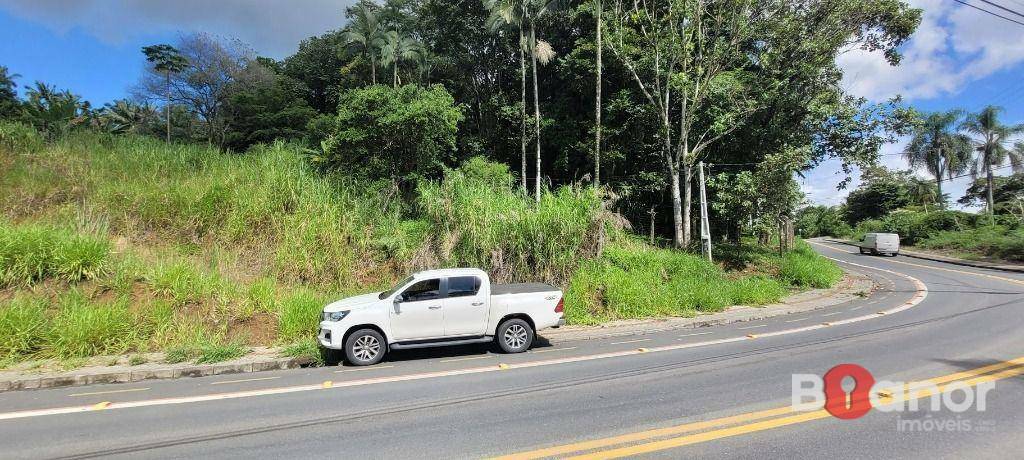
[
  {"left": 97, "top": 99, "right": 159, "bottom": 135},
  {"left": 0, "top": 66, "right": 20, "bottom": 119},
  {"left": 524, "top": 0, "right": 559, "bottom": 203},
  {"left": 959, "top": 172, "right": 1024, "bottom": 215},
  {"left": 319, "top": 84, "right": 464, "bottom": 183},
  {"left": 136, "top": 33, "right": 255, "bottom": 148},
  {"left": 485, "top": 0, "right": 529, "bottom": 193},
  {"left": 902, "top": 109, "right": 972, "bottom": 207},
  {"left": 141, "top": 44, "right": 188, "bottom": 142},
  {"left": 844, "top": 167, "right": 912, "bottom": 224},
  {"left": 222, "top": 60, "right": 317, "bottom": 151},
  {"left": 906, "top": 176, "right": 938, "bottom": 212},
  {"left": 283, "top": 30, "right": 355, "bottom": 114},
  {"left": 604, "top": 0, "right": 762, "bottom": 248},
  {"left": 344, "top": 1, "right": 385, "bottom": 85},
  {"left": 593, "top": 0, "right": 602, "bottom": 186},
  {"left": 960, "top": 105, "right": 1024, "bottom": 223},
  {"left": 378, "top": 30, "right": 422, "bottom": 87},
  {"left": 21, "top": 82, "right": 91, "bottom": 137}
]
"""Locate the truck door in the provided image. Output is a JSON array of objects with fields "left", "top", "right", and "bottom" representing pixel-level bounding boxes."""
[
  {"left": 442, "top": 276, "right": 488, "bottom": 336},
  {"left": 390, "top": 278, "right": 445, "bottom": 341}
]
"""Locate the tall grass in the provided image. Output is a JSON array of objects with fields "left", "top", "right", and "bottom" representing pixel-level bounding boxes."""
[
  {"left": 46, "top": 291, "right": 136, "bottom": 359},
  {"left": 778, "top": 241, "right": 843, "bottom": 288},
  {"left": 417, "top": 166, "right": 614, "bottom": 284},
  {"left": 565, "top": 243, "right": 786, "bottom": 325},
  {"left": 0, "top": 220, "right": 111, "bottom": 286},
  {"left": 277, "top": 289, "right": 325, "bottom": 342},
  {"left": 0, "top": 295, "right": 49, "bottom": 364}
]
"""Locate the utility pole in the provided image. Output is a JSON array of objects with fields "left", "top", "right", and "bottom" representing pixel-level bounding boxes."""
[{"left": 698, "top": 161, "right": 712, "bottom": 262}]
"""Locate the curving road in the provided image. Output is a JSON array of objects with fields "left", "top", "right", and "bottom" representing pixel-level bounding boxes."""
[{"left": 1, "top": 239, "right": 1023, "bottom": 459}]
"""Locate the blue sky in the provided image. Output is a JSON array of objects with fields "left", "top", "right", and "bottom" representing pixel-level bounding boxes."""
[{"left": 1, "top": 0, "right": 1022, "bottom": 210}]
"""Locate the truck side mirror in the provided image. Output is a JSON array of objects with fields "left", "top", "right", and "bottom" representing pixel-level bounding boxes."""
[{"left": 393, "top": 296, "right": 402, "bottom": 313}]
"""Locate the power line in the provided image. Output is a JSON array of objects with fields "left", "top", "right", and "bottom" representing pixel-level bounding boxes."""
[
  {"left": 949, "top": 0, "right": 1024, "bottom": 27},
  {"left": 976, "top": 0, "right": 1024, "bottom": 19}
]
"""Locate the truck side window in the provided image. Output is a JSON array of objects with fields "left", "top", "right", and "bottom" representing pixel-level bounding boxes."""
[
  {"left": 447, "top": 276, "right": 481, "bottom": 298},
  {"left": 401, "top": 279, "right": 441, "bottom": 302}
]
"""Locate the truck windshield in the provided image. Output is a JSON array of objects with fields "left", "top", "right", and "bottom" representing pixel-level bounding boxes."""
[{"left": 379, "top": 276, "right": 414, "bottom": 300}]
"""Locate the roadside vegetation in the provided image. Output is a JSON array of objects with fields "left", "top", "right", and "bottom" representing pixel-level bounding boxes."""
[{"left": 1, "top": 128, "right": 840, "bottom": 368}]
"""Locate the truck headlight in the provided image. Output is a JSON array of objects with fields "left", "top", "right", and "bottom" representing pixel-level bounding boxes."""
[{"left": 322, "top": 310, "right": 350, "bottom": 322}]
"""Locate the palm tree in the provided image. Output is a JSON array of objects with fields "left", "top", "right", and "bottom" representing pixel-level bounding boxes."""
[
  {"left": 902, "top": 109, "right": 972, "bottom": 208},
  {"left": 141, "top": 44, "right": 188, "bottom": 142},
  {"left": 378, "top": 30, "right": 422, "bottom": 87},
  {"left": 344, "top": 2, "right": 385, "bottom": 85},
  {"left": 486, "top": 0, "right": 560, "bottom": 202},
  {"left": 22, "top": 82, "right": 89, "bottom": 138},
  {"left": 907, "top": 177, "right": 938, "bottom": 212},
  {"left": 960, "top": 105, "right": 1024, "bottom": 223},
  {"left": 525, "top": 0, "right": 559, "bottom": 203},
  {"left": 99, "top": 99, "right": 158, "bottom": 135},
  {"left": 485, "top": 0, "right": 529, "bottom": 193}
]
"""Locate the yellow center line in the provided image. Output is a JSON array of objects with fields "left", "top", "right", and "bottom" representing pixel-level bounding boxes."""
[
  {"left": 209, "top": 376, "right": 281, "bottom": 385},
  {"left": 68, "top": 387, "right": 150, "bottom": 397},
  {"left": 501, "top": 357, "right": 1024, "bottom": 460}
]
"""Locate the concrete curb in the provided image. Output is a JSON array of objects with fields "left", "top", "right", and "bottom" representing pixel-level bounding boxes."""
[
  {"left": 0, "top": 356, "right": 312, "bottom": 393},
  {"left": 540, "top": 270, "right": 875, "bottom": 344},
  {"left": 824, "top": 239, "right": 1024, "bottom": 274}
]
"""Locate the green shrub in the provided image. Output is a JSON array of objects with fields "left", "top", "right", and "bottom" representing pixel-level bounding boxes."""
[{"left": 0, "top": 295, "right": 49, "bottom": 363}]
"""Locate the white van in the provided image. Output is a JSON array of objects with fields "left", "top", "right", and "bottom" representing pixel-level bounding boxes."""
[{"left": 859, "top": 233, "right": 900, "bottom": 256}]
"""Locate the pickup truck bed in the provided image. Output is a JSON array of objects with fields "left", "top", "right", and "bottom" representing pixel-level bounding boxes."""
[{"left": 491, "top": 283, "right": 559, "bottom": 295}]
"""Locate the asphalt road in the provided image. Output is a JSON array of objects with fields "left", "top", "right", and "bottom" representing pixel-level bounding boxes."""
[{"left": 2, "top": 239, "right": 1023, "bottom": 459}]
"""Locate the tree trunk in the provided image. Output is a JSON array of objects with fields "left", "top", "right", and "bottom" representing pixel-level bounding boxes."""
[
  {"left": 986, "top": 156, "right": 996, "bottom": 225},
  {"left": 370, "top": 55, "right": 377, "bottom": 85},
  {"left": 394, "top": 63, "right": 399, "bottom": 87},
  {"left": 670, "top": 162, "right": 684, "bottom": 248},
  {"left": 682, "top": 163, "right": 692, "bottom": 248},
  {"left": 165, "top": 70, "right": 171, "bottom": 143},
  {"left": 649, "top": 207, "right": 656, "bottom": 245},
  {"left": 519, "top": 26, "right": 528, "bottom": 193},
  {"left": 593, "top": 0, "right": 602, "bottom": 186},
  {"left": 530, "top": 24, "right": 542, "bottom": 203},
  {"left": 936, "top": 178, "right": 943, "bottom": 209}
]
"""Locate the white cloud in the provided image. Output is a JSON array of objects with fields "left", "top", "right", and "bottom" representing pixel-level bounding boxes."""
[
  {"left": 837, "top": 0, "right": 1024, "bottom": 102},
  {"left": 0, "top": 0, "right": 355, "bottom": 57}
]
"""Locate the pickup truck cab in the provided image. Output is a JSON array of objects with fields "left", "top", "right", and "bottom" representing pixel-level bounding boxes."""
[
  {"left": 859, "top": 232, "right": 900, "bottom": 256},
  {"left": 318, "top": 268, "right": 565, "bottom": 365}
]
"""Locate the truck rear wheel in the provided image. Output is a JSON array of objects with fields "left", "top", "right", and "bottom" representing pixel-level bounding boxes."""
[
  {"left": 496, "top": 318, "right": 534, "bottom": 353},
  {"left": 344, "top": 328, "right": 386, "bottom": 366}
]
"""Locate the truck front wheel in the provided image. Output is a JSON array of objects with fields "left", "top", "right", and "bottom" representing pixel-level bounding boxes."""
[
  {"left": 344, "top": 328, "right": 386, "bottom": 366},
  {"left": 496, "top": 318, "right": 534, "bottom": 353}
]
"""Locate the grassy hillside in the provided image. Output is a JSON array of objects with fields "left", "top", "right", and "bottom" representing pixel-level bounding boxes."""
[{"left": 0, "top": 126, "right": 840, "bottom": 368}]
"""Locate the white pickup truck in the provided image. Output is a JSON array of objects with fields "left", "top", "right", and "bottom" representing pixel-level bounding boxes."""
[{"left": 318, "top": 268, "right": 565, "bottom": 365}]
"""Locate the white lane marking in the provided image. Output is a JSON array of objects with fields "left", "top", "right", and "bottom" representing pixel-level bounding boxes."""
[
  {"left": 440, "top": 355, "right": 494, "bottom": 363},
  {"left": 610, "top": 338, "right": 651, "bottom": 345},
  {"left": 68, "top": 388, "right": 150, "bottom": 397},
  {"left": 820, "top": 312, "right": 842, "bottom": 317},
  {"left": 784, "top": 317, "right": 811, "bottom": 323},
  {"left": 850, "top": 306, "right": 864, "bottom": 311},
  {"left": 0, "top": 245, "right": 927, "bottom": 422},
  {"left": 737, "top": 324, "right": 768, "bottom": 330},
  {"left": 209, "top": 376, "right": 280, "bottom": 386},
  {"left": 679, "top": 332, "right": 714, "bottom": 338},
  {"left": 531, "top": 347, "right": 578, "bottom": 354},
  {"left": 334, "top": 365, "right": 396, "bottom": 373}
]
